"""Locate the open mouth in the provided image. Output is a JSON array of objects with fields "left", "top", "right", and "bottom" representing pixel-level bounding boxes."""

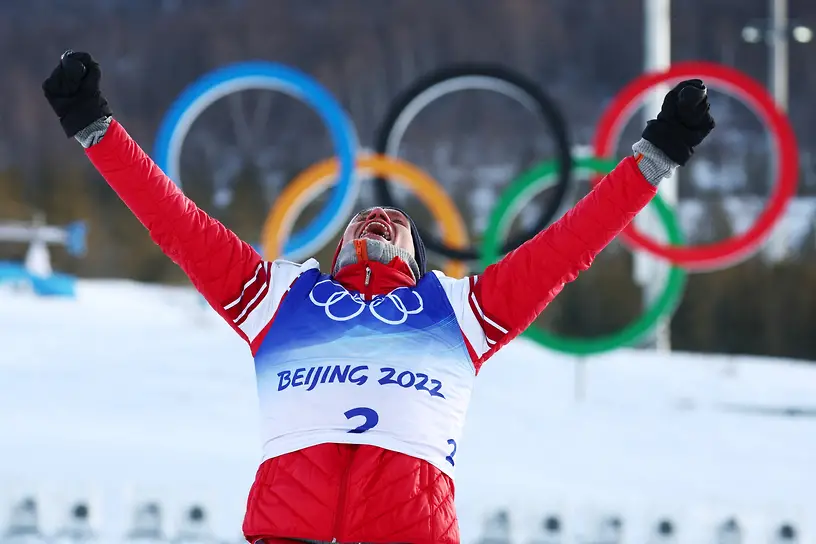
[{"left": 360, "top": 220, "right": 392, "bottom": 242}]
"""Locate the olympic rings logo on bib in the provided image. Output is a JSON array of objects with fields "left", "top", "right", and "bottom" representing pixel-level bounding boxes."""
[
  {"left": 309, "top": 279, "right": 424, "bottom": 325},
  {"left": 154, "top": 60, "right": 798, "bottom": 355}
]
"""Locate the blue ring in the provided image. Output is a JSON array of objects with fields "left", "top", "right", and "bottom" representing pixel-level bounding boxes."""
[{"left": 153, "top": 61, "right": 359, "bottom": 259}]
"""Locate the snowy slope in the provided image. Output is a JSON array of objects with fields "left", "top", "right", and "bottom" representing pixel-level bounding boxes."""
[{"left": 1, "top": 279, "right": 816, "bottom": 543}]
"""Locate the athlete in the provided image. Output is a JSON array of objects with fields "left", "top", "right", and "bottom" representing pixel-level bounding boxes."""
[{"left": 43, "top": 51, "right": 714, "bottom": 544}]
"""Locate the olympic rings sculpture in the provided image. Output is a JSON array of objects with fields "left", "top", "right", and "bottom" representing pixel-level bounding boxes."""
[
  {"left": 153, "top": 61, "right": 360, "bottom": 259},
  {"left": 153, "top": 60, "right": 799, "bottom": 355},
  {"left": 372, "top": 64, "right": 573, "bottom": 260},
  {"left": 481, "top": 157, "right": 688, "bottom": 355},
  {"left": 261, "top": 154, "right": 471, "bottom": 279},
  {"left": 592, "top": 61, "right": 799, "bottom": 272},
  {"left": 153, "top": 62, "right": 571, "bottom": 263}
]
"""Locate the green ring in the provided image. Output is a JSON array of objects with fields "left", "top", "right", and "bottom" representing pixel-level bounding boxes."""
[{"left": 479, "top": 157, "right": 687, "bottom": 355}]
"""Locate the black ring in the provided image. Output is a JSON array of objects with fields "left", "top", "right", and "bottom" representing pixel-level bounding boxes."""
[{"left": 373, "top": 63, "right": 573, "bottom": 261}]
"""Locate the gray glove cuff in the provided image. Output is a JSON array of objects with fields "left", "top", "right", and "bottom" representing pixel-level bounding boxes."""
[
  {"left": 632, "top": 138, "right": 679, "bottom": 186},
  {"left": 74, "top": 116, "right": 112, "bottom": 148}
]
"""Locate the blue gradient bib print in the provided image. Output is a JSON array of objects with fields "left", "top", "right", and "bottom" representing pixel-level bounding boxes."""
[{"left": 255, "top": 269, "right": 470, "bottom": 371}]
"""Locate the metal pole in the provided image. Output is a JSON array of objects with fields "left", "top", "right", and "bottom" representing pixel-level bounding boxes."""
[
  {"left": 770, "top": 0, "right": 789, "bottom": 111},
  {"left": 636, "top": 0, "right": 674, "bottom": 351},
  {"left": 765, "top": 0, "right": 789, "bottom": 260}
]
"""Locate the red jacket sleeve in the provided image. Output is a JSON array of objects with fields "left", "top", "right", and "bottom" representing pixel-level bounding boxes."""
[
  {"left": 85, "top": 119, "right": 265, "bottom": 342},
  {"left": 470, "top": 155, "right": 657, "bottom": 363}
]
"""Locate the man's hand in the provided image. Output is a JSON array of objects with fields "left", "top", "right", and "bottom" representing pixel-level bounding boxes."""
[
  {"left": 42, "top": 50, "right": 112, "bottom": 138},
  {"left": 642, "top": 79, "right": 716, "bottom": 166}
]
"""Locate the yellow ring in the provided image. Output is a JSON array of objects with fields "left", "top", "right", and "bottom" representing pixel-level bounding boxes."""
[{"left": 261, "top": 154, "right": 469, "bottom": 278}]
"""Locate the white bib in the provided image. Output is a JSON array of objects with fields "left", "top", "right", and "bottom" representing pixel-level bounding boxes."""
[{"left": 252, "top": 270, "right": 476, "bottom": 478}]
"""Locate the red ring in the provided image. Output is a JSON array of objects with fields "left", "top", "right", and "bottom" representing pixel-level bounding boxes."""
[{"left": 592, "top": 61, "right": 799, "bottom": 271}]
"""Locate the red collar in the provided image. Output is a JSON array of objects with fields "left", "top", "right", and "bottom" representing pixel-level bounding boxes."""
[{"left": 333, "top": 258, "right": 416, "bottom": 300}]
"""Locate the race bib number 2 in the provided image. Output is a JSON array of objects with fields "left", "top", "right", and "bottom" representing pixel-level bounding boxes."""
[{"left": 344, "top": 406, "right": 458, "bottom": 467}]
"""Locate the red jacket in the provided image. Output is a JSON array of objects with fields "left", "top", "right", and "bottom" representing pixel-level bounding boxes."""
[{"left": 86, "top": 120, "right": 657, "bottom": 543}]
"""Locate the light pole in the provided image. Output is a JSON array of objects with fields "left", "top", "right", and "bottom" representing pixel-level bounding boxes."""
[
  {"left": 740, "top": 0, "right": 813, "bottom": 112},
  {"left": 637, "top": 0, "right": 811, "bottom": 351},
  {"left": 636, "top": 0, "right": 674, "bottom": 352},
  {"left": 740, "top": 0, "right": 811, "bottom": 259}
]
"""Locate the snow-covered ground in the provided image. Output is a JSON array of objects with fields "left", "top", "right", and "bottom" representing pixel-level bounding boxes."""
[{"left": 1, "top": 279, "right": 815, "bottom": 543}]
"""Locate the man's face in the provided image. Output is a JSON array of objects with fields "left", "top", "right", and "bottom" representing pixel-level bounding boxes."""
[{"left": 342, "top": 207, "right": 415, "bottom": 256}]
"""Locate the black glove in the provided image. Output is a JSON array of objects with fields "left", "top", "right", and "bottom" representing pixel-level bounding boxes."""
[
  {"left": 42, "top": 50, "right": 113, "bottom": 138},
  {"left": 641, "top": 79, "right": 715, "bottom": 166}
]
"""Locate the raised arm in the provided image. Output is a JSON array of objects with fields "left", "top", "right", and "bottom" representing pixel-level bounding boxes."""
[
  {"left": 437, "top": 80, "right": 715, "bottom": 371},
  {"left": 84, "top": 119, "right": 268, "bottom": 337},
  {"left": 470, "top": 153, "right": 659, "bottom": 358},
  {"left": 42, "top": 51, "right": 309, "bottom": 346}
]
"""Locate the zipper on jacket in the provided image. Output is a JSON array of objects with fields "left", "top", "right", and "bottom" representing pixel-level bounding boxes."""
[
  {"left": 363, "top": 265, "right": 372, "bottom": 301},
  {"left": 332, "top": 446, "right": 356, "bottom": 542}
]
